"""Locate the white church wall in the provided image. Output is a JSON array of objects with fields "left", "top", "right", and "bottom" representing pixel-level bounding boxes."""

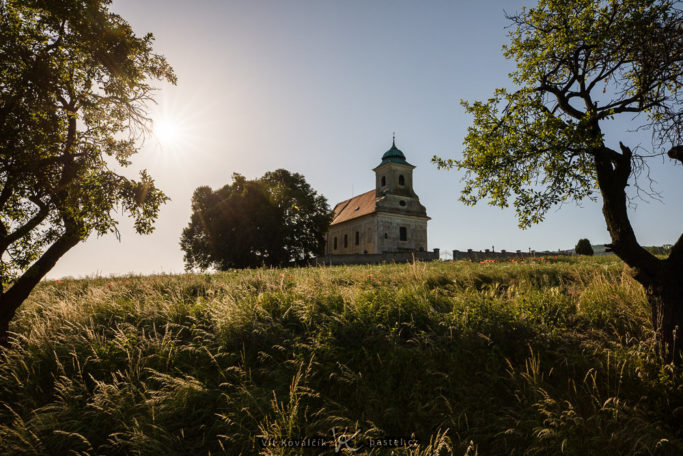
[
  {"left": 326, "top": 216, "right": 377, "bottom": 255},
  {"left": 375, "top": 213, "right": 428, "bottom": 253}
]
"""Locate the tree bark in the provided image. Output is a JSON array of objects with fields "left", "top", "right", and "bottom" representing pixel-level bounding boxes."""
[{"left": 0, "top": 227, "right": 81, "bottom": 348}]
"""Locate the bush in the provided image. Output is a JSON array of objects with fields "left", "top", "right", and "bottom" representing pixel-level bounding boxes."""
[{"left": 575, "top": 238, "right": 594, "bottom": 256}]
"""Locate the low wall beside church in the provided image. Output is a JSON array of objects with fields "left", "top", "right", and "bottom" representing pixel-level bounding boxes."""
[
  {"left": 315, "top": 249, "right": 440, "bottom": 266},
  {"left": 451, "top": 249, "right": 565, "bottom": 260}
]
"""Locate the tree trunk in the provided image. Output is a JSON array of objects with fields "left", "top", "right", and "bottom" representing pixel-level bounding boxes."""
[
  {"left": 595, "top": 142, "right": 683, "bottom": 364},
  {"left": 646, "top": 264, "right": 683, "bottom": 364},
  {"left": 0, "top": 227, "right": 81, "bottom": 348},
  {"left": 0, "top": 315, "right": 10, "bottom": 348},
  {"left": 594, "top": 144, "right": 683, "bottom": 363}
]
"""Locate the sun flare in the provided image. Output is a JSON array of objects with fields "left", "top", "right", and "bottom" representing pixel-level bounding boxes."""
[
  {"left": 153, "top": 117, "right": 184, "bottom": 146},
  {"left": 149, "top": 91, "right": 209, "bottom": 155}
]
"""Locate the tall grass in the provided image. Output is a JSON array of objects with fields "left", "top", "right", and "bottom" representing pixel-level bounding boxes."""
[{"left": 0, "top": 257, "right": 680, "bottom": 455}]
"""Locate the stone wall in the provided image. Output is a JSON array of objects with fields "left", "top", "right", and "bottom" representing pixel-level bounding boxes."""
[
  {"left": 315, "top": 248, "right": 440, "bottom": 266},
  {"left": 451, "top": 249, "right": 566, "bottom": 261}
]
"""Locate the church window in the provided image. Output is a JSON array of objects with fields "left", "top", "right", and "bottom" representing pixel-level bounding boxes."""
[
  {"left": 399, "top": 175, "right": 405, "bottom": 186},
  {"left": 384, "top": 233, "right": 388, "bottom": 239},
  {"left": 400, "top": 227, "right": 407, "bottom": 241},
  {"left": 399, "top": 200, "right": 406, "bottom": 207},
  {"left": 355, "top": 231, "right": 360, "bottom": 245},
  {"left": 333, "top": 237, "right": 337, "bottom": 250},
  {"left": 344, "top": 234, "right": 348, "bottom": 248},
  {"left": 381, "top": 176, "right": 386, "bottom": 187}
]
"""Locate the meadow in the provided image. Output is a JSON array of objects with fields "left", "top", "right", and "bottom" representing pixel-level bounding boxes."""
[{"left": 0, "top": 257, "right": 681, "bottom": 455}]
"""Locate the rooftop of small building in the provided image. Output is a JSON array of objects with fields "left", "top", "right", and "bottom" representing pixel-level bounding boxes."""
[{"left": 330, "top": 189, "right": 379, "bottom": 226}]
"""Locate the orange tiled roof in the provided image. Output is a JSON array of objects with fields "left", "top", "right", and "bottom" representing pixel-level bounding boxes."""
[{"left": 330, "top": 189, "right": 379, "bottom": 226}]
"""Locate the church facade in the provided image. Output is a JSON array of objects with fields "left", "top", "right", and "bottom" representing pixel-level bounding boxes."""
[{"left": 325, "top": 140, "right": 430, "bottom": 255}]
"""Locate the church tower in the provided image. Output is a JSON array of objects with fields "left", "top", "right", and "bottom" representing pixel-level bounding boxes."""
[
  {"left": 325, "top": 137, "right": 430, "bottom": 255},
  {"left": 373, "top": 137, "right": 428, "bottom": 219}
]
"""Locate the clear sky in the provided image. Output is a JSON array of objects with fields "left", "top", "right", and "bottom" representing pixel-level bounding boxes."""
[{"left": 48, "top": 0, "right": 682, "bottom": 278}]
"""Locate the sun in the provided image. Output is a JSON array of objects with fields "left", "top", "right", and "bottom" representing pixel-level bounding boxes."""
[
  {"left": 148, "top": 91, "right": 206, "bottom": 154},
  {"left": 153, "top": 117, "right": 184, "bottom": 147}
]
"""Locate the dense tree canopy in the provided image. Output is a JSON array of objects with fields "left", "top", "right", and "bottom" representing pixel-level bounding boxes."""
[
  {"left": 434, "top": 0, "right": 683, "bottom": 361},
  {"left": 181, "top": 170, "right": 331, "bottom": 270},
  {"left": 0, "top": 0, "right": 175, "bottom": 344}
]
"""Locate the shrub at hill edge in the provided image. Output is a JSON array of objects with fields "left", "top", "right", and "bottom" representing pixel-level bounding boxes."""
[{"left": 575, "top": 239, "right": 594, "bottom": 256}]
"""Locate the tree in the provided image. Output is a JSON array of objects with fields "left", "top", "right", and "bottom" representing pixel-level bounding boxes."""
[
  {"left": 434, "top": 0, "right": 683, "bottom": 361},
  {"left": 181, "top": 170, "right": 331, "bottom": 270},
  {"left": 0, "top": 0, "right": 175, "bottom": 345},
  {"left": 575, "top": 239, "right": 594, "bottom": 256}
]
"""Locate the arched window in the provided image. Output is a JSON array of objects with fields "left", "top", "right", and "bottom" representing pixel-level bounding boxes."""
[
  {"left": 400, "top": 227, "right": 407, "bottom": 241},
  {"left": 381, "top": 176, "right": 386, "bottom": 187},
  {"left": 399, "top": 175, "right": 405, "bottom": 186}
]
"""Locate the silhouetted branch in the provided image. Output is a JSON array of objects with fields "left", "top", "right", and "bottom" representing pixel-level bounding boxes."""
[{"left": 668, "top": 145, "right": 683, "bottom": 164}]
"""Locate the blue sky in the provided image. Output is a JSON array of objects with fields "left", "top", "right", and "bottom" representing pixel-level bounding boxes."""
[{"left": 48, "top": 0, "right": 682, "bottom": 278}]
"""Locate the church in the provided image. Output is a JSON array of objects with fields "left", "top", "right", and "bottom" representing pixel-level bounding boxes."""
[{"left": 325, "top": 139, "right": 430, "bottom": 255}]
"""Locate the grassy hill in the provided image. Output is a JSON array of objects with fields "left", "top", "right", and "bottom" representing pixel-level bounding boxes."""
[{"left": 0, "top": 257, "right": 681, "bottom": 455}]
